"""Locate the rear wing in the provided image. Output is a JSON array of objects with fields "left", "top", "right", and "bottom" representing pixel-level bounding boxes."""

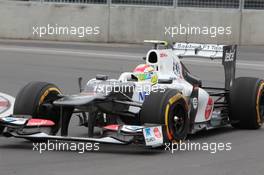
[
  {"left": 173, "top": 43, "right": 237, "bottom": 90},
  {"left": 143, "top": 40, "right": 237, "bottom": 90}
]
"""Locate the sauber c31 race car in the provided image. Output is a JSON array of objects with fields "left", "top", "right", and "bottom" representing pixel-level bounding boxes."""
[{"left": 0, "top": 40, "right": 264, "bottom": 148}]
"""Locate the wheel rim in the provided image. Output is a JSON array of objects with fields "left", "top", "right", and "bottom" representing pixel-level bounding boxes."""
[{"left": 168, "top": 104, "right": 186, "bottom": 140}]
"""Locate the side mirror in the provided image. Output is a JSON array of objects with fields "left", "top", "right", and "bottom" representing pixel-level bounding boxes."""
[
  {"left": 96, "top": 74, "right": 108, "bottom": 81},
  {"left": 158, "top": 79, "right": 173, "bottom": 84}
]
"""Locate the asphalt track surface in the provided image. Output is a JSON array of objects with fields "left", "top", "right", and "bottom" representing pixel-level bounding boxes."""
[{"left": 0, "top": 39, "right": 264, "bottom": 175}]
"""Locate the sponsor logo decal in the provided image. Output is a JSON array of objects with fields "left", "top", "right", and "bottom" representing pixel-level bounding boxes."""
[
  {"left": 145, "top": 128, "right": 152, "bottom": 137},
  {"left": 27, "top": 119, "right": 55, "bottom": 126},
  {"left": 173, "top": 62, "right": 182, "bottom": 78},
  {"left": 143, "top": 126, "right": 163, "bottom": 147},
  {"left": 224, "top": 51, "right": 235, "bottom": 62},
  {"left": 160, "top": 52, "right": 168, "bottom": 58},
  {"left": 103, "top": 124, "right": 119, "bottom": 131},
  {"left": 192, "top": 97, "right": 198, "bottom": 109},
  {"left": 1, "top": 117, "right": 27, "bottom": 125},
  {"left": 205, "top": 97, "right": 214, "bottom": 120},
  {"left": 153, "top": 127, "right": 161, "bottom": 138},
  {"left": 139, "top": 91, "right": 149, "bottom": 102},
  {"left": 174, "top": 43, "right": 224, "bottom": 52}
]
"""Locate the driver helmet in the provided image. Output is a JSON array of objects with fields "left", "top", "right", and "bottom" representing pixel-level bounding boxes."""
[{"left": 133, "top": 64, "right": 158, "bottom": 84}]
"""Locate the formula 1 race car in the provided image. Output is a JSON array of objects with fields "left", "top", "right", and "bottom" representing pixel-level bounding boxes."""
[{"left": 0, "top": 40, "right": 263, "bottom": 148}]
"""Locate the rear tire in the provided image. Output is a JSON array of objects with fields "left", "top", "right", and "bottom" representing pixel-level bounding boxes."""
[
  {"left": 229, "top": 77, "right": 264, "bottom": 129},
  {"left": 14, "top": 81, "right": 62, "bottom": 135},
  {"left": 140, "top": 89, "right": 189, "bottom": 143}
]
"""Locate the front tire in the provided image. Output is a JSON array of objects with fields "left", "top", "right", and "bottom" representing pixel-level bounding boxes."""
[
  {"left": 140, "top": 89, "right": 189, "bottom": 143},
  {"left": 229, "top": 77, "right": 264, "bottom": 129},
  {"left": 14, "top": 81, "right": 62, "bottom": 135}
]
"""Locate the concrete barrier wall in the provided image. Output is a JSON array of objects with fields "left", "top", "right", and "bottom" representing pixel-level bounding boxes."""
[
  {"left": 241, "top": 10, "right": 264, "bottom": 45},
  {"left": 0, "top": 1, "right": 109, "bottom": 42},
  {"left": 109, "top": 6, "right": 240, "bottom": 44},
  {"left": 0, "top": 1, "right": 263, "bottom": 45}
]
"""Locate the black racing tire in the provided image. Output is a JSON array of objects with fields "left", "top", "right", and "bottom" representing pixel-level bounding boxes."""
[
  {"left": 229, "top": 77, "right": 264, "bottom": 129},
  {"left": 14, "top": 81, "right": 62, "bottom": 135},
  {"left": 140, "top": 89, "right": 189, "bottom": 143}
]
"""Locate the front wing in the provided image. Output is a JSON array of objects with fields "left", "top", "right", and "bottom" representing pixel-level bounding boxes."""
[{"left": 0, "top": 115, "right": 164, "bottom": 148}]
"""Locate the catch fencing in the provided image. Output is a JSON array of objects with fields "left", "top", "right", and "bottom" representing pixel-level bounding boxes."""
[{"left": 25, "top": 0, "right": 264, "bottom": 9}]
